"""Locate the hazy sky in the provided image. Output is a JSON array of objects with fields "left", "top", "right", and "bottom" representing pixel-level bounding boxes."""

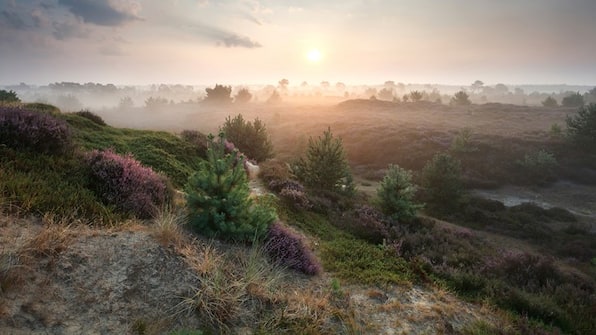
[{"left": 1, "top": 0, "right": 595, "bottom": 86}]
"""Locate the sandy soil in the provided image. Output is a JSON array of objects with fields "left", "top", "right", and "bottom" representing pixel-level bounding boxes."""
[{"left": 0, "top": 212, "right": 506, "bottom": 335}]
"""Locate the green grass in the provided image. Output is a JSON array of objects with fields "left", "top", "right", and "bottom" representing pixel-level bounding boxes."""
[
  {"left": 277, "top": 205, "right": 414, "bottom": 285},
  {"left": 0, "top": 146, "right": 119, "bottom": 223},
  {"left": 61, "top": 113, "right": 203, "bottom": 188},
  {"left": 0, "top": 106, "right": 206, "bottom": 222}
]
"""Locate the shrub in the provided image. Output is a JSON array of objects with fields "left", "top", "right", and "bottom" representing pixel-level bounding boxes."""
[
  {"left": 220, "top": 114, "right": 274, "bottom": 162},
  {"left": 483, "top": 251, "right": 561, "bottom": 292},
  {"left": 341, "top": 205, "right": 390, "bottom": 244},
  {"left": 516, "top": 149, "right": 558, "bottom": 184},
  {"left": 86, "top": 149, "right": 171, "bottom": 219},
  {"left": 234, "top": 88, "right": 252, "bottom": 104},
  {"left": 376, "top": 164, "right": 422, "bottom": 222},
  {"left": 185, "top": 133, "right": 276, "bottom": 241},
  {"left": 180, "top": 129, "right": 209, "bottom": 158},
  {"left": 451, "top": 90, "right": 471, "bottom": 106},
  {"left": 0, "top": 89, "right": 20, "bottom": 103},
  {"left": 273, "top": 180, "right": 311, "bottom": 209},
  {"left": 204, "top": 84, "right": 232, "bottom": 104},
  {"left": 0, "top": 106, "right": 72, "bottom": 155},
  {"left": 264, "top": 221, "right": 321, "bottom": 275},
  {"left": 450, "top": 127, "right": 477, "bottom": 153},
  {"left": 294, "top": 127, "right": 354, "bottom": 195},
  {"left": 420, "top": 153, "right": 464, "bottom": 213},
  {"left": 409, "top": 90, "right": 423, "bottom": 102},
  {"left": 542, "top": 96, "right": 558, "bottom": 107},
  {"left": 73, "top": 109, "right": 106, "bottom": 126},
  {"left": 566, "top": 103, "right": 596, "bottom": 149},
  {"left": 259, "top": 159, "right": 293, "bottom": 186},
  {"left": 561, "top": 92, "right": 584, "bottom": 107}
]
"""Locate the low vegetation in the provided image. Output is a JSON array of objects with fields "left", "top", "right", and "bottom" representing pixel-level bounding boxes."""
[{"left": 1, "top": 101, "right": 594, "bottom": 334}]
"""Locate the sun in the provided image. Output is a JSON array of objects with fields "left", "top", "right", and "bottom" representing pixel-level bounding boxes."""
[{"left": 306, "top": 48, "right": 322, "bottom": 63}]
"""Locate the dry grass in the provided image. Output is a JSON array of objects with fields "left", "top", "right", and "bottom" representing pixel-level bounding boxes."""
[
  {"left": 151, "top": 208, "right": 186, "bottom": 249},
  {"left": 22, "top": 214, "right": 73, "bottom": 258}
]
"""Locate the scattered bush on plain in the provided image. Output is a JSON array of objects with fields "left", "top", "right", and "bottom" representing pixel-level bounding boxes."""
[
  {"left": 376, "top": 164, "right": 422, "bottom": 222},
  {"left": 420, "top": 153, "right": 464, "bottom": 214},
  {"left": 566, "top": 103, "right": 596, "bottom": 150},
  {"left": 294, "top": 127, "right": 354, "bottom": 195}
]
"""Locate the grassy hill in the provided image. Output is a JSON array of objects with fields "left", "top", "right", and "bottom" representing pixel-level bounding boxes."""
[{"left": 1, "top": 102, "right": 594, "bottom": 334}]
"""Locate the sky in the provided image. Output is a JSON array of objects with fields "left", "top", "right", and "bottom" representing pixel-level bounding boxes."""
[{"left": 1, "top": 0, "right": 595, "bottom": 86}]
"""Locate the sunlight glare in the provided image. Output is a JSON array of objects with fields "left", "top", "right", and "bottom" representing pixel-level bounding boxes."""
[{"left": 306, "top": 49, "right": 322, "bottom": 63}]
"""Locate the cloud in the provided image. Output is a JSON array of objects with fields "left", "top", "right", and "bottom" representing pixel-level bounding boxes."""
[
  {"left": 195, "top": 23, "right": 262, "bottom": 48},
  {"left": 58, "top": 0, "right": 140, "bottom": 26}
]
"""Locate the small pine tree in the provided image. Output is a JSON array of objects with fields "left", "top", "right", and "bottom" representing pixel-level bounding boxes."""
[
  {"left": 0, "top": 90, "right": 20, "bottom": 103},
  {"left": 420, "top": 153, "right": 464, "bottom": 214},
  {"left": 561, "top": 92, "right": 584, "bottom": 107},
  {"left": 542, "top": 96, "right": 558, "bottom": 107},
  {"left": 566, "top": 103, "right": 596, "bottom": 150},
  {"left": 185, "top": 133, "right": 276, "bottom": 241},
  {"left": 376, "top": 164, "right": 422, "bottom": 222},
  {"left": 294, "top": 127, "right": 354, "bottom": 195},
  {"left": 451, "top": 91, "right": 471, "bottom": 106},
  {"left": 220, "top": 114, "right": 274, "bottom": 162}
]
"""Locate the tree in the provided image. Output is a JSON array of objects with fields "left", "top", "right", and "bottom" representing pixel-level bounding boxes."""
[
  {"left": 451, "top": 91, "right": 471, "bottom": 106},
  {"left": 378, "top": 88, "right": 394, "bottom": 101},
  {"left": 409, "top": 91, "right": 423, "bottom": 102},
  {"left": 0, "top": 89, "right": 20, "bottom": 103},
  {"left": 234, "top": 88, "right": 252, "bottom": 104},
  {"left": 278, "top": 78, "right": 289, "bottom": 90},
  {"left": 470, "top": 80, "right": 484, "bottom": 94},
  {"left": 266, "top": 90, "right": 282, "bottom": 104},
  {"left": 294, "top": 127, "right": 354, "bottom": 195},
  {"left": 561, "top": 92, "right": 584, "bottom": 107},
  {"left": 185, "top": 133, "right": 276, "bottom": 241},
  {"left": 420, "top": 153, "right": 464, "bottom": 213},
  {"left": 204, "top": 84, "right": 233, "bottom": 104},
  {"left": 376, "top": 164, "right": 422, "bottom": 222},
  {"left": 220, "top": 114, "right": 274, "bottom": 162},
  {"left": 119, "top": 96, "right": 134, "bottom": 109},
  {"left": 542, "top": 96, "right": 558, "bottom": 107},
  {"left": 494, "top": 83, "right": 509, "bottom": 95},
  {"left": 566, "top": 103, "right": 596, "bottom": 149}
]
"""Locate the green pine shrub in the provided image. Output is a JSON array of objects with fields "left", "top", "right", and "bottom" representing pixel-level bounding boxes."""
[
  {"left": 376, "top": 164, "right": 422, "bottom": 222},
  {"left": 185, "top": 133, "right": 276, "bottom": 241},
  {"left": 0, "top": 89, "right": 20, "bottom": 103},
  {"left": 420, "top": 153, "right": 464, "bottom": 214},
  {"left": 516, "top": 149, "right": 558, "bottom": 184},
  {"left": 220, "top": 114, "right": 274, "bottom": 162},
  {"left": 294, "top": 127, "right": 354, "bottom": 195},
  {"left": 566, "top": 103, "right": 596, "bottom": 150}
]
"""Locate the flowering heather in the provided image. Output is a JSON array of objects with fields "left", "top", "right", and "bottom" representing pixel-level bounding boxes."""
[
  {"left": 348, "top": 205, "right": 391, "bottom": 243},
  {"left": 269, "top": 179, "right": 311, "bottom": 209},
  {"left": 0, "top": 106, "right": 71, "bottom": 154},
  {"left": 86, "top": 149, "right": 170, "bottom": 219},
  {"left": 264, "top": 221, "right": 321, "bottom": 275}
]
